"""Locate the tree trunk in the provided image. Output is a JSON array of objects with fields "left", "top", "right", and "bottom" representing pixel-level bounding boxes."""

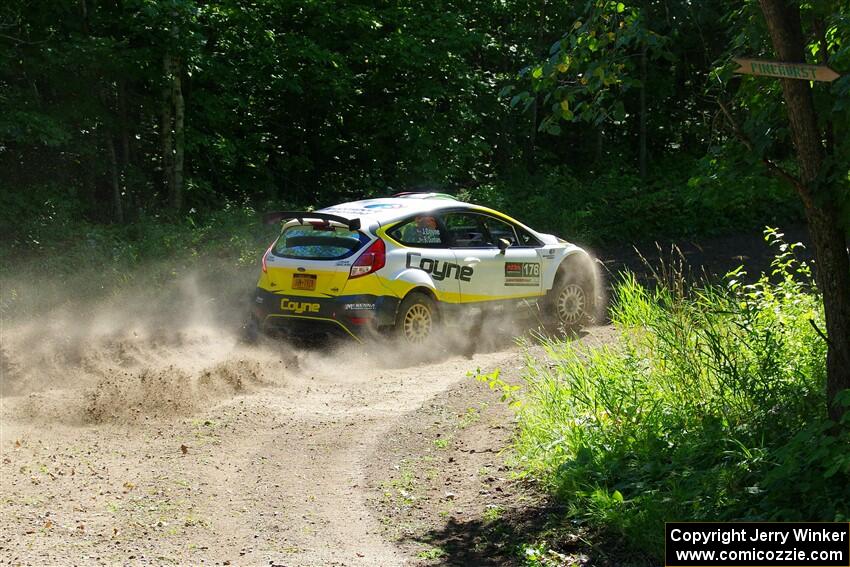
[
  {"left": 595, "top": 127, "right": 604, "bottom": 164},
  {"left": 118, "top": 80, "right": 130, "bottom": 170},
  {"left": 83, "top": 156, "right": 97, "bottom": 219},
  {"left": 812, "top": 18, "right": 834, "bottom": 156},
  {"left": 80, "top": 0, "right": 89, "bottom": 33},
  {"left": 527, "top": 0, "right": 547, "bottom": 171},
  {"left": 118, "top": 79, "right": 131, "bottom": 214},
  {"left": 639, "top": 45, "right": 647, "bottom": 181},
  {"left": 172, "top": 57, "right": 185, "bottom": 212},
  {"left": 759, "top": 0, "right": 850, "bottom": 422},
  {"left": 106, "top": 134, "right": 123, "bottom": 223},
  {"left": 805, "top": 206, "right": 850, "bottom": 421},
  {"left": 161, "top": 52, "right": 174, "bottom": 207},
  {"left": 528, "top": 95, "right": 538, "bottom": 172}
]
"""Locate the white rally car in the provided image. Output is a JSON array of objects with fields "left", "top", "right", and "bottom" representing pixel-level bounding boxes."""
[{"left": 247, "top": 192, "right": 597, "bottom": 343}]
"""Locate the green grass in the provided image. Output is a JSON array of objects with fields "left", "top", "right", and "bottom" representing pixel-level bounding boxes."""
[
  {"left": 482, "top": 504, "right": 504, "bottom": 522},
  {"left": 381, "top": 459, "right": 418, "bottom": 508},
  {"left": 417, "top": 546, "right": 446, "bottom": 560},
  {"left": 513, "top": 229, "right": 850, "bottom": 559}
]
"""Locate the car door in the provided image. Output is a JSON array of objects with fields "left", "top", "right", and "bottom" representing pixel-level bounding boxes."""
[
  {"left": 442, "top": 211, "right": 543, "bottom": 303},
  {"left": 384, "top": 214, "right": 463, "bottom": 304},
  {"left": 483, "top": 216, "right": 546, "bottom": 299}
]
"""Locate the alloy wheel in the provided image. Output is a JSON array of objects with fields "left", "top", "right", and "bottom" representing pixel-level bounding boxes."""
[
  {"left": 402, "top": 303, "right": 433, "bottom": 343},
  {"left": 557, "top": 283, "right": 587, "bottom": 326}
]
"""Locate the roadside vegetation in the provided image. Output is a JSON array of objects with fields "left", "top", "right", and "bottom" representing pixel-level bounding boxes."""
[
  {"left": 514, "top": 231, "right": 850, "bottom": 561},
  {"left": 0, "top": 205, "right": 275, "bottom": 320}
]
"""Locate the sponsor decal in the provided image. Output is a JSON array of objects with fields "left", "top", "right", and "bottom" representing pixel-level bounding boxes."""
[
  {"left": 505, "top": 262, "right": 540, "bottom": 286},
  {"left": 324, "top": 203, "right": 402, "bottom": 215},
  {"left": 344, "top": 303, "right": 376, "bottom": 311},
  {"left": 280, "top": 298, "right": 321, "bottom": 314},
  {"left": 255, "top": 296, "right": 264, "bottom": 304},
  {"left": 363, "top": 203, "right": 402, "bottom": 210},
  {"left": 323, "top": 206, "right": 370, "bottom": 215},
  {"left": 406, "top": 252, "right": 473, "bottom": 282}
]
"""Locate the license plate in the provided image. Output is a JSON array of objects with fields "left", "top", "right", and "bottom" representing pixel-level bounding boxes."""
[{"left": 292, "top": 274, "right": 317, "bottom": 291}]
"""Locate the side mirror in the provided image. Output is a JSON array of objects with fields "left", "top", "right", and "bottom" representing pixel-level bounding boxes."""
[{"left": 498, "top": 238, "right": 511, "bottom": 253}]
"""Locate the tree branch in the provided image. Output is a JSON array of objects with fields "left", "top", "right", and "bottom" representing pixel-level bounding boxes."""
[
  {"left": 716, "top": 97, "right": 813, "bottom": 208},
  {"left": 810, "top": 318, "right": 832, "bottom": 348},
  {"left": 0, "top": 32, "right": 51, "bottom": 45}
]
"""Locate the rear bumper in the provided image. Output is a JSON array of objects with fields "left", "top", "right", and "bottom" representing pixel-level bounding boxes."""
[{"left": 251, "top": 288, "right": 400, "bottom": 341}]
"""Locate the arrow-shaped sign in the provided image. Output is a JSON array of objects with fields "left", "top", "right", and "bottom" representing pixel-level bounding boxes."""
[{"left": 733, "top": 58, "right": 840, "bottom": 82}]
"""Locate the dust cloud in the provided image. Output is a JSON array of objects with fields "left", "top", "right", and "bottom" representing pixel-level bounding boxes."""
[
  {"left": 0, "top": 253, "right": 606, "bottom": 425},
  {"left": 0, "top": 264, "right": 294, "bottom": 425}
]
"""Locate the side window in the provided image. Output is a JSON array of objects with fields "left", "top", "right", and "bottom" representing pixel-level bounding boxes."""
[
  {"left": 389, "top": 215, "right": 444, "bottom": 246},
  {"left": 515, "top": 226, "right": 542, "bottom": 247},
  {"left": 443, "top": 213, "right": 490, "bottom": 248},
  {"left": 480, "top": 216, "right": 519, "bottom": 247}
]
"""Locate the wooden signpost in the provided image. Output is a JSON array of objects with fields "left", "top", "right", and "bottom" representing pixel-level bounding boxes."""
[{"left": 733, "top": 58, "right": 840, "bottom": 82}]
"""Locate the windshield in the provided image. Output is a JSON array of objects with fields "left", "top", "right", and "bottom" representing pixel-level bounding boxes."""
[{"left": 272, "top": 224, "right": 368, "bottom": 260}]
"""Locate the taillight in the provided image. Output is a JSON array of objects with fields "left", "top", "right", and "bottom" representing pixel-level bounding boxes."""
[
  {"left": 350, "top": 238, "right": 386, "bottom": 278},
  {"left": 261, "top": 241, "right": 275, "bottom": 273}
]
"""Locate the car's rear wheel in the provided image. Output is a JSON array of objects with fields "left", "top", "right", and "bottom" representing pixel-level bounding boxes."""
[
  {"left": 396, "top": 292, "right": 437, "bottom": 344},
  {"left": 240, "top": 316, "right": 260, "bottom": 344}
]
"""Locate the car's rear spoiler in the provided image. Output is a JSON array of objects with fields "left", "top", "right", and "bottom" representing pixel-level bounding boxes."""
[{"left": 262, "top": 211, "right": 361, "bottom": 230}]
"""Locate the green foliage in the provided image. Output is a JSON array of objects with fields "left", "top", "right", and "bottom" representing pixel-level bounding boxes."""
[
  {"left": 1, "top": 0, "right": 529, "bottom": 219},
  {"left": 513, "top": 230, "right": 848, "bottom": 558},
  {"left": 2, "top": 202, "right": 270, "bottom": 269},
  {"left": 471, "top": 368, "right": 522, "bottom": 406},
  {"left": 517, "top": 0, "right": 668, "bottom": 133},
  {"left": 521, "top": 541, "right": 574, "bottom": 567},
  {"left": 714, "top": 2, "right": 850, "bottom": 227},
  {"left": 462, "top": 160, "right": 801, "bottom": 245},
  {"left": 0, "top": 0, "right": 841, "bottom": 251},
  {"left": 416, "top": 546, "right": 446, "bottom": 560}
]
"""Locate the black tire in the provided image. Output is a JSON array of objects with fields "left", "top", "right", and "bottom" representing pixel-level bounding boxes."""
[
  {"left": 240, "top": 316, "right": 260, "bottom": 344},
  {"left": 395, "top": 292, "right": 438, "bottom": 344},
  {"left": 547, "top": 267, "right": 595, "bottom": 331}
]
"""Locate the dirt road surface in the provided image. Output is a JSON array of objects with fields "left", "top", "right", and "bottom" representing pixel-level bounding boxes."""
[
  {"left": 1, "top": 320, "right": 612, "bottom": 566},
  {"left": 0, "top": 225, "right": 807, "bottom": 566}
]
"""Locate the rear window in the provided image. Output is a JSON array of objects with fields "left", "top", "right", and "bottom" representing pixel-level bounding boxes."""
[{"left": 272, "top": 225, "right": 368, "bottom": 260}]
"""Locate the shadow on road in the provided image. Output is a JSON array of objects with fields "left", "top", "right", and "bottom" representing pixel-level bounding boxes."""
[
  {"left": 405, "top": 498, "right": 655, "bottom": 566},
  {"left": 402, "top": 500, "right": 569, "bottom": 566}
]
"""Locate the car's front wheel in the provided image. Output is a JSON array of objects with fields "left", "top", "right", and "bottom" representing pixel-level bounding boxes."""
[
  {"left": 395, "top": 292, "right": 438, "bottom": 344},
  {"left": 548, "top": 270, "right": 594, "bottom": 331}
]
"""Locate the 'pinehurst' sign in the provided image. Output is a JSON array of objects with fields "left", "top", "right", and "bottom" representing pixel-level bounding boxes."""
[{"left": 733, "top": 58, "right": 840, "bottom": 82}]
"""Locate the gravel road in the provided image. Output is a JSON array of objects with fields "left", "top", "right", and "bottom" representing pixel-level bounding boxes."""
[
  {"left": 0, "top": 225, "right": 806, "bottom": 565},
  {"left": 0, "top": 320, "right": 566, "bottom": 566}
]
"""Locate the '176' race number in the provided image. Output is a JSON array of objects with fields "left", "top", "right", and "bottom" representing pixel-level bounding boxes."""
[{"left": 505, "top": 262, "right": 540, "bottom": 286}]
